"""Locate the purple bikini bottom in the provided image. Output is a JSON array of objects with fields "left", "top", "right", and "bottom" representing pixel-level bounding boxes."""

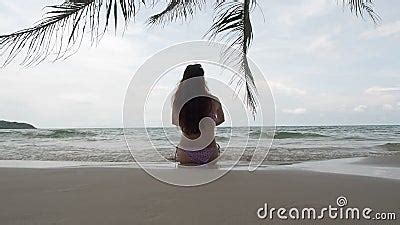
[{"left": 177, "top": 144, "right": 220, "bottom": 164}]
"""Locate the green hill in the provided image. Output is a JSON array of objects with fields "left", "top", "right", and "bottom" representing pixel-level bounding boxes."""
[{"left": 0, "top": 120, "right": 36, "bottom": 129}]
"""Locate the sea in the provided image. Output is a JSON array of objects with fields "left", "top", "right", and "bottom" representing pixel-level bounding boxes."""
[{"left": 0, "top": 125, "right": 399, "bottom": 165}]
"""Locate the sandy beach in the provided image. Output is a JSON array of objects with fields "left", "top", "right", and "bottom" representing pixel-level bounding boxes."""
[{"left": 0, "top": 157, "right": 399, "bottom": 225}]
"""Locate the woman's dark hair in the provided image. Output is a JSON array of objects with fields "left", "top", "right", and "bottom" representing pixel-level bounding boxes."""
[{"left": 173, "top": 64, "right": 212, "bottom": 134}]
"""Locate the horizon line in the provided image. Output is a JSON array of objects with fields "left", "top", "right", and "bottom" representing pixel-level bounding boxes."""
[{"left": 29, "top": 124, "right": 400, "bottom": 129}]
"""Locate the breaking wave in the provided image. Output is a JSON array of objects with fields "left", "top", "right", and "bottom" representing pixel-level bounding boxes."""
[
  {"left": 378, "top": 143, "right": 400, "bottom": 152},
  {"left": 249, "top": 131, "right": 328, "bottom": 139}
]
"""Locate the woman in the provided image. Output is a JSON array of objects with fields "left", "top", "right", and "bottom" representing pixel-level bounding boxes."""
[{"left": 172, "top": 64, "right": 225, "bottom": 165}]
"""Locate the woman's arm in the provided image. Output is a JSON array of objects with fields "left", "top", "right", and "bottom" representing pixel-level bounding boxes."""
[
  {"left": 172, "top": 105, "right": 179, "bottom": 126},
  {"left": 215, "top": 101, "right": 225, "bottom": 126}
]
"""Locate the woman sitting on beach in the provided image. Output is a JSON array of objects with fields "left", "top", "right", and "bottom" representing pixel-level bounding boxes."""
[{"left": 172, "top": 64, "right": 225, "bottom": 165}]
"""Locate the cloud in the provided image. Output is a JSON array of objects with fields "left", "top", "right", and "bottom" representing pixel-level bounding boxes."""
[
  {"left": 365, "top": 86, "right": 400, "bottom": 95},
  {"left": 282, "top": 108, "right": 307, "bottom": 115},
  {"left": 309, "top": 35, "right": 337, "bottom": 57},
  {"left": 353, "top": 105, "right": 367, "bottom": 112},
  {"left": 58, "top": 92, "right": 100, "bottom": 105},
  {"left": 269, "top": 81, "right": 307, "bottom": 96},
  {"left": 363, "top": 86, "right": 400, "bottom": 111},
  {"left": 361, "top": 21, "right": 400, "bottom": 39},
  {"left": 277, "top": 0, "right": 331, "bottom": 26},
  {"left": 382, "top": 104, "right": 393, "bottom": 111}
]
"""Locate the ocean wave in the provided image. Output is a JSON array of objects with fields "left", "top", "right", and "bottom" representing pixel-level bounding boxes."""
[
  {"left": 335, "top": 136, "right": 376, "bottom": 141},
  {"left": 249, "top": 131, "right": 328, "bottom": 139},
  {"left": 216, "top": 136, "right": 230, "bottom": 141},
  {"left": 6, "top": 129, "right": 99, "bottom": 139},
  {"left": 41, "top": 130, "right": 98, "bottom": 139},
  {"left": 275, "top": 132, "right": 328, "bottom": 139},
  {"left": 378, "top": 143, "right": 400, "bottom": 152}
]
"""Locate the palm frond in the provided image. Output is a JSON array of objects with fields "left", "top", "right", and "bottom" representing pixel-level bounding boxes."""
[
  {"left": 0, "top": 0, "right": 141, "bottom": 67},
  {"left": 146, "top": 0, "right": 206, "bottom": 26},
  {"left": 342, "top": 0, "right": 380, "bottom": 23},
  {"left": 205, "top": 0, "right": 258, "bottom": 115}
]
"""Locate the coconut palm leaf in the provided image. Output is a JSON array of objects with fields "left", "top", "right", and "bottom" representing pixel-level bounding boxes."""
[
  {"left": 344, "top": 0, "right": 380, "bottom": 23},
  {"left": 0, "top": 0, "right": 141, "bottom": 67},
  {"left": 205, "top": 0, "right": 258, "bottom": 115},
  {"left": 147, "top": 0, "right": 206, "bottom": 26}
]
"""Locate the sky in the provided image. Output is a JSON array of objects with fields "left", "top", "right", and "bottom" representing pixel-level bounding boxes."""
[{"left": 0, "top": 0, "right": 399, "bottom": 128}]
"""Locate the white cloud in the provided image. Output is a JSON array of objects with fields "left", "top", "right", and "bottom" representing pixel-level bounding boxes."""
[
  {"left": 269, "top": 81, "right": 307, "bottom": 96},
  {"left": 282, "top": 108, "right": 307, "bottom": 115},
  {"left": 278, "top": 0, "right": 331, "bottom": 26},
  {"left": 310, "top": 36, "right": 335, "bottom": 51},
  {"left": 382, "top": 104, "right": 393, "bottom": 111},
  {"left": 58, "top": 92, "right": 100, "bottom": 104},
  {"left": 362, "top": 87, "right": 400, "bottom": 111},
  {"left": 309, "top": 35, "right": 337, "bottom": 57},
  {"left": 353, "top": 105, "right": 367, "bottom": 112},
  {"left": 365, "top": 86, "right": 400, "bottom": 95},
  {"left": 361, "top": 21, "right": 400, "bottom": 39}
]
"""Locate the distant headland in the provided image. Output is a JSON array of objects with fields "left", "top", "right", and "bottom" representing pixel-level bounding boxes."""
[{"left": 0, "top": 120, "right": 36, "bottom": 129}]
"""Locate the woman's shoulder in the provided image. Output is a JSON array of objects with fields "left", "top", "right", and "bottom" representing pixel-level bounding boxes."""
[
  {"left": 208, "top": 95, "right": 222, "bottom": 112},
  {"left": 208, "top": 94, "right": 221, "bottom": 103}
]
